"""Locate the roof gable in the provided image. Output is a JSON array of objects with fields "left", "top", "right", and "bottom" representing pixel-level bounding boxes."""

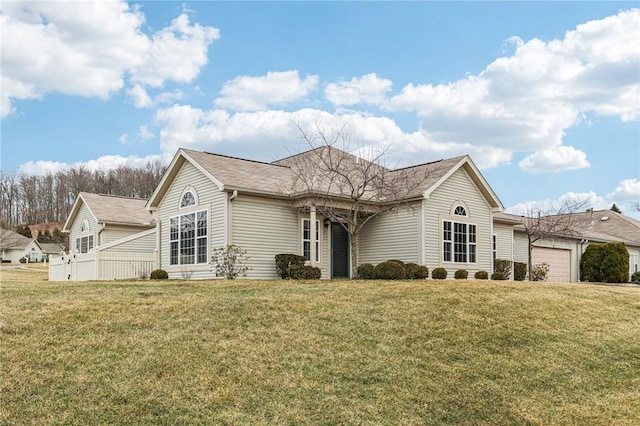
[
  {"left": 419, "top": 155, "right": 503, "bottom": 210},
  {"left": 0, "top": 229, "right": 34, "bottom": 250},
  {"left": 147, "top": 147, "right": 504, "bottom": 210},
  {"left": 64, "top": 192, "right": 153, "bottom": 231}
]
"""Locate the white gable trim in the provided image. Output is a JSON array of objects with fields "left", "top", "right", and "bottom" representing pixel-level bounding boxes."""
[
  {"left": 423, "top": 156, "right": 503, "bottom": 210},
  {"left": 63, "top": 193, "right": 99, "bottom": 232},
  {"left": 146, "top": 149, "right": 224, "bottom": 211}
]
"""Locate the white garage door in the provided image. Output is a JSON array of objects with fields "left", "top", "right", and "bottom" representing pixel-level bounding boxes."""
[{"left": 532, "top": 247, "right": 571, "bottom": 282}]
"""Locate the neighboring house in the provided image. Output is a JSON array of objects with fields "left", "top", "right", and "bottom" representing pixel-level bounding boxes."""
[
  {"left": 0, "top": 229, "right": 43, "bottom": 263},
  {"left": 49, "top": 193, "right": 156, "bottom": 281},
  {"left": 146, "top": 147, "right": 508, "bottom": 280},
  {"left": 503, "top": 209, "right": 640, "bottom": 282},
  {"left": 40, "top": 243, "right": 66, "bottom": 260}
]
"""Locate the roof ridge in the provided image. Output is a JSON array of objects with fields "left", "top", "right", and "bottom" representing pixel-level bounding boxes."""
[
  {"left": 188, "top": 149, "right": 290, "bottom": 169},
  {"left": 82, "top": 192, "right": 148, "bottom": 201},
  {"left": 392, "top": 155, "right": 467, "bottom": 172}
]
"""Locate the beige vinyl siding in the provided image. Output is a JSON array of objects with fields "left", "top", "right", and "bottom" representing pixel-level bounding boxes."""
[
  {"left": 101, "top": 230, "right": 155, "bottom": 253},
  {"left": 514, "top": 231, "right": 529, "bottom": 265},
  {"left": 69, "top": 203, "right": 98, "bottom": 251},
  {"left": 100, "top": 227, "right": 147, "bottom": 245},
  {"left": 156, "top": 161, "right": 227, "bottom": 276},
  {"left": 232, "top": 194, "right": 298, "bottom": 279},
  {"left": 423, "top": 167, "right": 493, "bottom": 277},
  {"left": 493, "top": 223, "right": 514, "bottom": 261},
  {"left": 359, "top": 205, "right": 420, "bottom": 265}
]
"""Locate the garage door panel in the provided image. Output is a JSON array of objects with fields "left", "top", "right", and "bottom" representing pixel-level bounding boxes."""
[{"left": 532, "top": 247, "right": 571, "bottom": 282}]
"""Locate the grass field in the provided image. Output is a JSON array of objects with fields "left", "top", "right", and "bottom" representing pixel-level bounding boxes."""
[{"left": 1, "top": 264, "right": 639, "bottom": 425}]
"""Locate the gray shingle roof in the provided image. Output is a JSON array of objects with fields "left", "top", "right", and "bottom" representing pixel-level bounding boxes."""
[
  {"left": 0, "top": 229, "right": 34, "bottom": 250},
  {"left": 148, "top": 147, "right": 502, "bottom": 210},
  {"left": 78, "top": 192, "right": 154, "bottom": 226}
]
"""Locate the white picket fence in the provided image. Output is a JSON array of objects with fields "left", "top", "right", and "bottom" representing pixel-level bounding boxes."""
[{"left": 49, "top": 250, "right": 155, "bottom": 281}]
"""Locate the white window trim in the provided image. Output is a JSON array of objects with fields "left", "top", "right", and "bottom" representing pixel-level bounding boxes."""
[
  {"left": 301, "top": 218, "right": 320, "bottom": 263},
  {"left": 179, "top": 186, "right": 198, "bottom": 209},
  {"left": 442, "top": 218, "right": 477, "bottom": 265}
]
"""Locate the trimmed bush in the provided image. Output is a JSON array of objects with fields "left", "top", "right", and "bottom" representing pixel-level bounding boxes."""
[
  {"left": 581, "top": 244, "right": 604, "bottom": 282},
  {"left": 388, "top": 259, "right": 405, "bottom": 267},
  {"left": 454, "top": 269, "right": 468, "bottom": 279},
  {"left": 531, "top": 263, "right": 549, "bottom": 282},
  {"left": 432, "top": 267, "right": 447, "bottom": 280},
  {"left": 290, "top": 265, "right": 321, "bottom": 280},
  {"left": 275, "top": 254, "right": 307, "bottom": 279},
  {"left": 357, "top": 263, "right": 375, "bottom": 279},
  {"left": 514, "top": 262, "right": 527, "bottom": 281},
  {"left": 413, "top": 266, "right": 429, "bottom": 279},
  {"left": 374, "top": 261, "right": 406, "bottom": 280},
  {"left": 581, "top": 242, "right": 629, "bottom": 283},
  {"left": 491, "top": 272, "right": 507, "bottom": 280},
  {"left": 403, "top": 263, "right": 429, "bottom": 279},
  {"left": 601, "top": 242, "right": 629, "bottom": 283},
  {"left": 150, "top": 269, "right": 168, "bottom": 280},
  {"left": 474, "top": 270, "right": 489, "bottom": 280},
  {"left": 494, "top": 258, "right": 512, "bottom": 279},
  {"left": 631, "top": 271, "right": 640, "bottom": 284}
]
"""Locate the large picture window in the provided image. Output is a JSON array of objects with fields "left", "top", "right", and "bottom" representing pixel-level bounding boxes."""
[
  {"left": 302, "top": 219, "right": 320, "bottom": 262},
  {"left": 443, "top": 204, "right": 476, "bottom": 264},
  {"left": 170, "top": 210, "right": 208, "bottom": 266}
]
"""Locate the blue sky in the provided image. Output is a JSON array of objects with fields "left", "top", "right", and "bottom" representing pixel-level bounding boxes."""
[{"left": 2, "top": 1, "right": 639, "bottom": 218}]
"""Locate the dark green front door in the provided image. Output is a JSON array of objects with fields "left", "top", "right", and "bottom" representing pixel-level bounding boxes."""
[{"left": 331, "top": 223, "right": 350, "bottom": 278}]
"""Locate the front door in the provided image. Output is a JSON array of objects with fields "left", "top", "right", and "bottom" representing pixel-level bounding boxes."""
[{"left": 331, "top": 222, "right": 350, "bottom": 278}]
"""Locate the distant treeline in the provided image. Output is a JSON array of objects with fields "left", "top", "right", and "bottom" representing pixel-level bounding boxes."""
[{"left": 0, "top": 161, "right": 166, "bottom": 227}]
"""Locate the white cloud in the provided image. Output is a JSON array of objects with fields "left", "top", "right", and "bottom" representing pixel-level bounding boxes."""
[
  {"left": 154, "top": 104, "right": 513, "bottom": 169},
  {"left": 384, "top": 9, "right": 640, "bottom": 172},
  {"left": 17, "top": 154, "right": 164, "bottom": 176},
  {"left": 607, "top": 178, "right": 640, "bottom": 202},
  {"left": 507, "top": 179, "right": 640, "bottom": 219},
  {"left": 324, "top": 73, "right": 392, "bottom": 106},
  {"left": 119, "top": 134, "right": 129, "bottom": 144},
  {"left": 126, "top": 84, "right": 183, "bottom": 108},
  {"left": 214, "top": 70, "right": 319, "bottom": 111},
  {"left": 138, "top": 125, "right": 155, "bottom": 141},
  {"left": 126, "top": 84, "right": 152, "bottom": 108},
  {"left": 1, "top": 0, "right": 219, "bottom": 118},
  {"left": 519, "top": 146, "right": 590, "bottom": 173}
]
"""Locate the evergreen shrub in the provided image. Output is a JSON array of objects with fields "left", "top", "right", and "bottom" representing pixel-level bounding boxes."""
[
  {"left": 514, "top": 262, "right": 527, "bottom": 281},
  {"left": 150, "top": 269, "right": 168, "bottom": 280},
  {"left": 374, "top": 261, "right": 406, "bottom": 280},
  {"left": 474, "top": 270, "right": 489, "bottom": 280},
  {"left": 432, "top": 267, "right": 447, "bottom": 279},
  {"left": 275, "top": 254, "right": 307, "bottom": 279},
  {"left": 454, "top": 269, "right": 468, "bottom": 279}
]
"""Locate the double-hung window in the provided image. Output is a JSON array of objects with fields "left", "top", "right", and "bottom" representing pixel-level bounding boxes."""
[
  {"left": 443, "top": 205, "right": 477, "bottom": 264},
  {"left": 76, "top": 235, "right": 94, "bottom": 253},
  {"left": 302, "top": 219, "right": 320, "bottom": 262}
]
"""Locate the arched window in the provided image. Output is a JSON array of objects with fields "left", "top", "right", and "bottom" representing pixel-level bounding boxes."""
[
  {"left": 443, "top": 202, "right": 476, "bottom": 264},
  {"left": 81, "top": 219, "right": 90, "bottom": 232},
  {"left": 180, "top": 191, "right": 196, "bottom": 208}
]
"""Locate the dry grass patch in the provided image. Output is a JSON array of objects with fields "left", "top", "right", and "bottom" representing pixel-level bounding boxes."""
[{"left": 1, "top": 268, "right": 639, "bottom": 425}]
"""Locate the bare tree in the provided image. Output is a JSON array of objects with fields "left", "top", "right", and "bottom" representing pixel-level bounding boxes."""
[
  {"left": 521, "top": 199, "right": 589, "bottom": 279},
  {"left": 280, "top": 121, "right": 428, "bottom": 278}
]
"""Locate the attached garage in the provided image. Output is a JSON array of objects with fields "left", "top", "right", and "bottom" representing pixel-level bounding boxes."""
[{"left": 532, "top": 246, "right": 571, "bottom": 282}]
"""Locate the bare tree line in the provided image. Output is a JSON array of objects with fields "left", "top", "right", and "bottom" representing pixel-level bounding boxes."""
[{"left": 0, "top": 161, "right": 166, "bottom": 227}]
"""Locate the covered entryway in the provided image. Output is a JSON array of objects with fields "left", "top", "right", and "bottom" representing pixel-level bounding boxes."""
[
  {"left": 331, "top": 223, "right": 350, "bottom": 278},
  {"left": 532, "top": 247, "right": 571, "bottom": 282}
]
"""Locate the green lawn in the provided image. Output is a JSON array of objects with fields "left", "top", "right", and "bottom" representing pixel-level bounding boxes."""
[{"left": 1, "top": 265, "right": 639, "bottom": 425}]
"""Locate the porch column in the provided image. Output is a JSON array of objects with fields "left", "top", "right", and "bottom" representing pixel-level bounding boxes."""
[{"left": 310, "top": 206, "right": 317, "bottom": 267}]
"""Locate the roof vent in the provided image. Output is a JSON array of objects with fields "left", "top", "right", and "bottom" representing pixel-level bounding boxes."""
[{"left": 601, "top": 216, "right": 609, "bottom": 221}]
